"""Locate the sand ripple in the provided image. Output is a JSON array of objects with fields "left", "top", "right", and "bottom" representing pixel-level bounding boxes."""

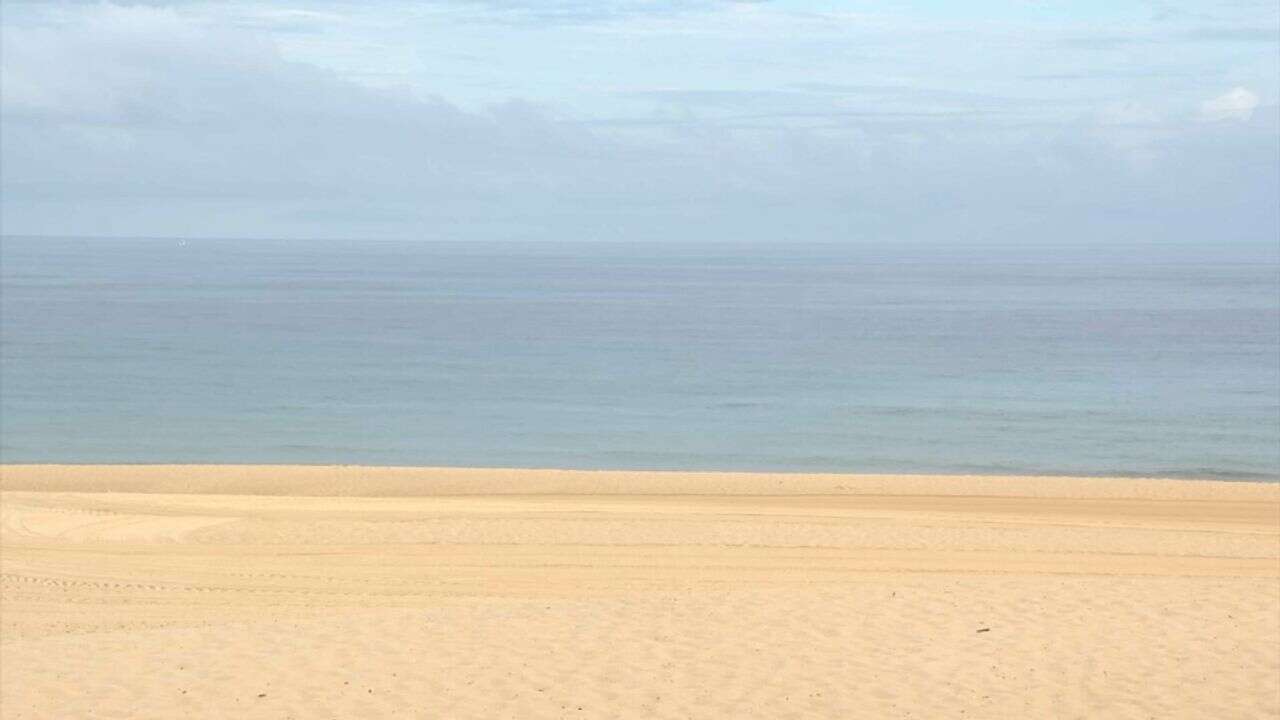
[{"left": 2, "top": 467, "right": 1278, "bottom": 719}]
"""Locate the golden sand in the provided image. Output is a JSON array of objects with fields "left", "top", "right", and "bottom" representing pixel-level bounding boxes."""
[{"left": 2, "top": 465, "right": 1278, "bottom": 718}]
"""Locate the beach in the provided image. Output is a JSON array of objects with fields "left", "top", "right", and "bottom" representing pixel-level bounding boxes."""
[{"left": 2, "top": 464, "right": 1278, "bottom": 718}]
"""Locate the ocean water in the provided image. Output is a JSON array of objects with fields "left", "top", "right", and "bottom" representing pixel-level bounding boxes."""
[{"left": 2, "top": 236, "right": 1277, "bottom": 479}]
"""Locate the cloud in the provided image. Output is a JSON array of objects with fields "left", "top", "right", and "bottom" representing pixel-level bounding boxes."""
[
  {"left": 1178, "top": 26, "right": 1279, "bottom": 44},
  {"left": 231, "top": 8, "right": 347, "bottom": 34},
  {"left": 1199, "top": 87, "right": 1261, "bottom": 122},
  {"left": 1059, "top": 24, "right": 1277, "bottom": 50},
  {"left": 1057, "top": 34, "right": 1153, "bottom": 50},
  {"left": 1, "top": 3, "right": 1277, "bottom": 247},
  {"left": 420, "top": 0, "right": 748, "bottom": 27},
  {"left": 1095, "top": 101, "right": 1163, "bottom": 127}
]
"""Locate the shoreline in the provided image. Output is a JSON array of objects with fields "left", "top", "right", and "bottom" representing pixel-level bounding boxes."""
[
  {"left": 2, "top": 461, "right": 1276, "bottom": 485},
  {"left": 3, "top": 463, "right": 1278, "bottom": 500}
]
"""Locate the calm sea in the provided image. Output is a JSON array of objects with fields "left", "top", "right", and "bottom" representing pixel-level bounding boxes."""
[{"left": 2, "top": 236, "right": 1277, "bottom": 479}]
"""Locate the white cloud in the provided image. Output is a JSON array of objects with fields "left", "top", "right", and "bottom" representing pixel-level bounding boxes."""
[
  {"left": 1095, "top": 100, "right": 1163, "bottom": 126},
  {"left": 0, "top": 3, "right": 1276, "bottom": 245},
  {"left": 1198, "top": 87, "right": 1261, "bottom": 122}
]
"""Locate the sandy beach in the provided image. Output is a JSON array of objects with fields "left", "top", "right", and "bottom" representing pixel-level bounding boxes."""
[{"left": 2, "top": 465, "right": 1277, "bottom": 719}]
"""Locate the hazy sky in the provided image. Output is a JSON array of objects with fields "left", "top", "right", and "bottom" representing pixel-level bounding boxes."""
[{"left": 2, "top": 1, "right": 1277, "bottom": 243}]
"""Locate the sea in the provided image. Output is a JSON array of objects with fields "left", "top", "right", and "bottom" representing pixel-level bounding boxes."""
[{"left": 2, "top": 236, "right": 1277, "bottom": 480}]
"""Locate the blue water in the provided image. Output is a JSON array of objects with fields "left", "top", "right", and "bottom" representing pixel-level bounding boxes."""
[{"left": 2, "top": 236, "right": 1277, "bottom": 479}]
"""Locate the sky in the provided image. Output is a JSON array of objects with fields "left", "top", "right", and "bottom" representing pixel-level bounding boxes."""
[{"left": 1, "top": 1, "right": 1277, "bottom": 244}]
